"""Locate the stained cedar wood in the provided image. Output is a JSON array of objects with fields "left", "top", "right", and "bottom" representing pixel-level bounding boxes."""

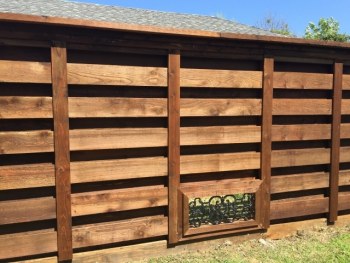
[
  {"left": 270, "top": 196, "right": 329, "bottom": 220},
  {"left": 3, "top": 12, "right": 350, "bottom": 49},
  {"left": 0, "top": 197, "right": 56, "bottom": 224},
  {"left": 0, "top": 230, "right": 57, "bottom": 260},
  {"left": 71, "top": 157, "right": 167, "bottom": 183},
  {"left": 168, "top": 53, "right": 181, "bottom": 244},
  {"left": 329, "top": 63, "right": 343, "bottom": 223},
  {"left": 71, "top": 186, "right": 168, "bottom": 216},
  {"left": 72, "top": 215, "right": 168, "bottom": 248},
  {"left": 5, "top": 123, "right": 350, "bottom": 155},
  {"left": 51, "top": 45, "right": 72, "bottom": 261},
  {"left": 274, "top": 72, "right": 333, "bottom": 89}
]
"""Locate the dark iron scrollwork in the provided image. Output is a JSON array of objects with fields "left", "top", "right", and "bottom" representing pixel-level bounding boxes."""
[{"left": 188, "top": 194, "right": 255, "bottom": 228}]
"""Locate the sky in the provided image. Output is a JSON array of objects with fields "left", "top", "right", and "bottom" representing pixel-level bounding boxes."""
[{"left": 74, "top": 0, "right": 350, "bottom": 37}]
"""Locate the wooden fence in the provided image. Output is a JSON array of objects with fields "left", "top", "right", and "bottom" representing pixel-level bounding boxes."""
[{"left": 1, "top": 15, "right": 350, "bottom": 262}]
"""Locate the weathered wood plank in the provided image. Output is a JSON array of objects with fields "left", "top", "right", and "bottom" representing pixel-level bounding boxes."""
[
  {"left": 0, "top": 130, "right": 54, "bottom": 154},
  {"left": 272, "top": 148, "right": 330, "bottom": 168},
  {"left": 67, "top": 63, "right": 167, "bottom": 86},
  {"left": 0, "top": 96, "right": 52, "bottom": 119},
  {"left": 270, "top": 196, "right": 329, "bottom": 220},
  {"left": 70, "top": 128, "right": 167, "bottom": 150},
  {"left": 71, "top": 156, "right": 167, "bottom": 183},
  {"left": 168, "top": 53, "right": 181, "bottom": 244},
  {"left": 0, "top": 163, "right": 55, "bottom": 190},
  {"left": 272, "top": 124, "right": 331, "bottom": 141},
  {"left": 181, "top": 126, "right": 261, "bottom": 145},
  {"left": 180, "top": 152, "right": 261, "bottom": 175},
  {"left": 329, "top": 62, "right": 343, "bottom": 223},
  {"left": 261, "top": 57, "right": 273, "bottom": 229},
  {"left": 0, "top": 197, "right": 56, "bottom": 225},
  {"left": 180, "top": 99, "right": 262, "bottom": 116},
  {"left": 338, "top": 192, "right": 350, "bottom": 211},
  {"left": 51, "top": 44, "right": 72, "bottom": 261},
  {"left": 72, "top": 215, "right": 168, "bottom": 248},
  {"left": 71, "top": 186, "right": 167, "bottom": 217},
  {"left": 273, "top": 99, "right": 332, "bottom": 115},
  {"left": 340, "top": 147, "right": 350, "bottom": 163},
  {"left": 180, "top": 68, "right": 262, "bottom": 88},
  {"left": 69, "top": 97, "right": 167, "bottom": 118},
  {"left": 0, "top": 60, "right": 51, "bottom": 83},
  {"left": 274, "top": 72, "right": 333, "bottom": 89},
  {"left": 0, "top": 230, "right": 57, "bottom": 260}
]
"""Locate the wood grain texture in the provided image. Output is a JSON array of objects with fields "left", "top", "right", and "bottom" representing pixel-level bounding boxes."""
[
  {"left": 70, "top": 128, "right": 167, "bottom": 150},
  {"left": 338, "top": 192, "right": 350, "bottom": 211},
  {"left": 0, "top": 60, "right": 51, "bottom": 83},
  {"left": 274, "top": 72, "right": 333, "bottom": 89},
  {"left": 69, "top": 97, "right": 167, "bottom": 118},
  {"left": 343, "top": 74, "right": 350, "bottom": 89},
  {"left": 0, "top": 96, "right": 52, "bottom": 119},
  {"left": 341, "top": 123, "right": 350, "bottom": 138},
  {"left": 270, "top": 196, "right": 329, "bottom": 220},
  {"left": 168, "top": 53, "right": 181, "bottom": 244},
  {"left": 329, "top": 62, "right": 343, "bottom": 223},
  {"left": 51, "top": 45, "right": 72, "bottom": 261},
  {"left": 0, "top": 130, "right": 53, "bottom": 154},
  {"left": 340, "top": 147, "right": 350, "bottom": 163},
  {"left": 272, "top": 124, "right": 331, "bottom": 141},
  {"left": 67, "top": 63, "right": 167, "bottom": 86},
  {"left": 181, "top": 126, "right": 261, "bottom": 145},
  {"left": 71, "top": 157, "right": 167, "bottom": 183},
  {"left": 0, "top": 230, "right": 57, "bottom": 260},
  {"left": 180, "top": 152, "right": 261, "bottom": 175},
  {"left": 261, "top": 57, "right": 273, "bottom": 229},
  {"left": 180, "top": 99, "right": 262, "bottom": 116},
  {"left": 271, "top": 148, "right": 330, "bottom": 168},
  {"left": 72, "top": 186, "right": 167, "bottom": 216},
  {"left": 72, "top": 215, "right": 168, "bottom": 248},
  {"left": 0, "top": 197, "right": 56, "bottom": 224},
  {"left": 341, "top": 100, "right": 350, "bottom": 114},
  {"left": 180, "top": 68, "right": 262, "bottom": 88},
  {"left": 0, "top": 163, "right": 55, "bottom": 190},
  {"left": 273, "top": 99, "right": 332, "bottom": 115}
]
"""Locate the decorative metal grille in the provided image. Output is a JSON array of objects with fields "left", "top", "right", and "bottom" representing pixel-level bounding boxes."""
[{"left": 188, "top": 193, "right": 255, "bottom": 228}]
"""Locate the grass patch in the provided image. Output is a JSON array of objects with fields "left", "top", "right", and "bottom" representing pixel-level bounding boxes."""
[{"left": 138, "top": 225, "right": 350, "bottom": 263}]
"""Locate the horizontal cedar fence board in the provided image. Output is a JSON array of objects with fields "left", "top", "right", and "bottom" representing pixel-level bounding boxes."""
[
  {"left": 180, "top": 68, "right": 262, "bottom": 88},
  {"left": 67, "top": 63, "right": 167, "bottom": 86},
  {"left": 341, "top": 100, "right": 350, "bottom": 114},
  {"left": 271, "top": 172, "right": 329, "bottom": 194},
  {"left": 274, "top": 72, "right": 332, "bottom": 89},
  {"left": 0, "top": 230, "right": 57, "bottom": 260},
  {"left": 272, "top": 124, "right": 331, "bottom": 141},
  {"left": 341, "top": 123, "right": 350, "bottom": 138},
  {"left": 0, "top": 163, "right": 55, "bottom": 190},
  {"left": 0, "top": 60, "right": 51, "bottom": 83},
  {"left": 180, "top": 152, "right": 261, "bottom": 175},
  {"left": 71, "top": 186, "right": 167, "bottom": 216},
  {"left": 180, "top": 126, "right": 261, "bottom": 145},
  {"left": 270, "top": 196, "right": 329, "bottom": 220},
  {"left": 272, "top": 99, "right": 332, "bottom": 115},
  {"left": 181, "top": 179, "right": 262, "bottom": 196},
  {"left": 72, "top": 215, "right": 168, "bottom": 248},
  {"left": 71, "top": 156, "right": 167, "bottom": 183},
  {"left": 70, "top": 128, "right": 167, "bottom": 150},
  {"left": 338, "top": 192, "right": 350, "bottom": 211},
  {"left": 0, "top": 96, "right": 53, "bottom": 119},
  {"left": 343, "top": 74, "right": 350, "bottom": 89},
  {"left": 271, "top": 148, "right": 330, "bottom": 168},
  {"left": 68, "top": 98, "right": 167, "bottom": 118},
  {"left": 340, "top": 147, "right": 350, "bottom": 163},
  {"left": 180, "top": 99, "right": 262, "bottom": 117},
  {"left": 0, "top": 130, "right": 53, "bottom": 154},
  {"left": 0, "top": 197, "right": 56, "bottom": 224}
]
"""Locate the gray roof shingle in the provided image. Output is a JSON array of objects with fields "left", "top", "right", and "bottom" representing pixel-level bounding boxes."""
[{"left": 0, "top": 0, "right": 283, "bottom": 36}]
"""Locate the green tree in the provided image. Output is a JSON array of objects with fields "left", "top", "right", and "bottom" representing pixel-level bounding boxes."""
[
  {"left": 256, "top": 15, "right": 293, "bottom": 36},
  {"left": 304, "top": 17, "right": 350, "bottom": 42}
]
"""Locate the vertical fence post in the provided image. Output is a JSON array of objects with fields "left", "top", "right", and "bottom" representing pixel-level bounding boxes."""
[
  {"left": 261, "top": 57, "right": 274, "bottom": 229},
  {"left": 329, "top": 62, "right": 343, "bottom": 223},
  {"left": 168, "top": 52, "right": 181, "bottom": 244},
  {"left": 51, "top": 42, "right": 73, "bottom": 261}
]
